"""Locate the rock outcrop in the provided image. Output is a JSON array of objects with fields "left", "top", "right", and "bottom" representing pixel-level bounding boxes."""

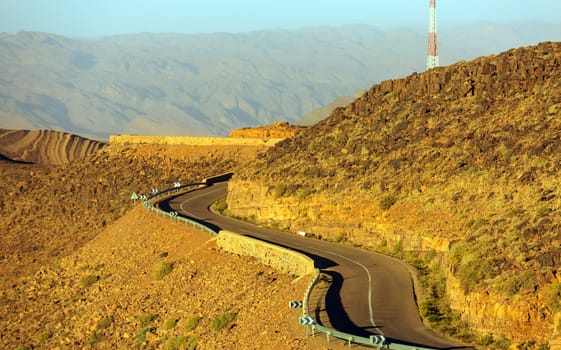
[
  {"left": 229, "top": 122, "right": 305, "bottom": 140},
  {"left": 227, "top": 42, "right": 561, "bottom": 346}
]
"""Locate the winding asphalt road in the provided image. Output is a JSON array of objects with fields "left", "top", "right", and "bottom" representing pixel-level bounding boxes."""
[{"left": 159, "top": 181, "right": 468, "bottom": 349}]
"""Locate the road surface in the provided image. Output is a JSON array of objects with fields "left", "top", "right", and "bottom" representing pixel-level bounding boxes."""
[{"left": 159, "top": 181, "right": 467, "bottom": 349}]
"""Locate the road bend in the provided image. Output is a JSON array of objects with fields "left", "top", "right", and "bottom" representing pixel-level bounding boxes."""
[{"left": 159, "top": 181, "right": 467, "bottom": 349}]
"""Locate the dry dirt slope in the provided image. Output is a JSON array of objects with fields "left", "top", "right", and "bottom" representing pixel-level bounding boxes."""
[
  {"left": 0, "top": 133, "right": 354, "bottom": 349},
  {"left": 0, "top": 136, "right": 253, "bottom": 292},
  {"left": 0, "top": 205, "right": 316, "bottom": 349}
]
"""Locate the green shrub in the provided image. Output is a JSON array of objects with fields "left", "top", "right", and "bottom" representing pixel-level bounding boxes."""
[
  {"left": 16, "top": 346, "right": 33, "bottom": 350},
  {"left": 154, "top": 260, "right": 174, "bottom": 280},
  {"left": 96, "top": 317, "right": 113, "bottom": 330},
  {"left": 467, "top": 217, "right": 489, "bottom": 231},
  {"left": 184, "top": 315, "right": 203, "bottom": 332},
  {"left": 135, "top": 326, "right": 155, "bottom": 344},
  {"left": 496, "top": 270, "right": 537, "bottom": 296},
  {"left": 164, "top": 335, "right": 199, "bottom": 350},
  {"left": 36, "top": 332, "right": 51, "bottom": 344},
  {"left": 88, "top": 331, "right": 103, "bottom": 345},
  {"left": 419, "top": 300, "right": 441, "bottom": 323},
  {"left": 480, "top": 333, "right": 494, "bottom": 346},
  {"left": 415, "top": 261, "right": 472, "bottom": 341},
  {"left": 214, "top": 199, "right": 228, "bottom": 213},
  {"left": 80, "top": 274, "right": 99, "bottom": 288},
  {"left": 333, "top": 232, "right": 346, "bottom": 243},
  {"left": 135, "top": 313, "right": 158, "bottom": 344},
  {"left": 137, "top": 313, "right": 159, "bottom": 328},
  {"left": 298, "top": 187, "right": 315, "bottom": 199},
  {"left": 478, "top": 333, "right": 510, "bottom": 349},
  {"left": 392, "top": 240, "right": 404, "bottom": 256},
  {"left": 449, "top": 241, "right": 497, "bottom": 292},
  {"left": 162, "top": 317, "right": 178, "bottom": 331},
  {"left": 547, "top": 281, "right": 561, "bottom": 313},
  {"left": 211, "top": 311, "right": 237, "bottom": 333},
  {"left": 456, "top": 260, "right": 491, "bottom": 292},
  {"left": 536, "top": 206, "right": 552, "bottom": 216},
  {"left": 274, "top": 184, "right": 286, "bottom": 198},
  {"left": 491, "top": 338, "right": 511, "bottom": 349},
  {"left": 379, "top": 194, "right": 397, "bottom": 210}
]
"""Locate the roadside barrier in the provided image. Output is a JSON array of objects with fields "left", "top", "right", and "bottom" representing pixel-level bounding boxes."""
[
  {"left": 217, "top": 230, "right": 314, "bottom": 277},
  {"left": 141, "top": 181, "right": 217, "bottom": 236},
  {"left": 142, "top": 178, "right": 436, "bottom": 350},
  {"left": 300, "top": 269, "right": 391, "bottom": 349}
]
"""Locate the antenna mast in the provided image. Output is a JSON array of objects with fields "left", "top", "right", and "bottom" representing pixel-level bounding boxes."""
[{"left": 427, "top": 0, "right": 439, "bottom": 69}]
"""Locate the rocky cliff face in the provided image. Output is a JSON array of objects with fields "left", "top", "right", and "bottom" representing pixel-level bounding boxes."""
[
  {"left": 446, "top": 271, "right": 560, "bottom": 343},
  {"left": 227, "top": 42, "right": 561, "bottom": 346}
]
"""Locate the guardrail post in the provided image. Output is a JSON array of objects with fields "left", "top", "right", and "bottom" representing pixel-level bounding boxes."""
[
  {"left": 326, "top": 330, "right": 332, "bottom": 343},
  {"left": 348, "top": 336, "right": 354, "bottom": 348}
]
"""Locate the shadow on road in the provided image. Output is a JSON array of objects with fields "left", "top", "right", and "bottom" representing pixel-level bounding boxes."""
[
  {"left": 322, "top": 270, "right": 380, "bottom": 338},
  {"left": 156, "top": 195, "right": 221, "bottom": 233},
  {"left": 153, "top": 183, "right": 473, "bottom": 350}
]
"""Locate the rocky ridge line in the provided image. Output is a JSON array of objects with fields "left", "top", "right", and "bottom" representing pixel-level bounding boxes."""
[{"left": 226, "top": 42, "right": 561, "bottom": 346}]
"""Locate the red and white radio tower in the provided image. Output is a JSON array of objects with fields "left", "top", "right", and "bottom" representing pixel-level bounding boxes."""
[{"left": 427, "top": 0, "right": 439, "bottom": 69}]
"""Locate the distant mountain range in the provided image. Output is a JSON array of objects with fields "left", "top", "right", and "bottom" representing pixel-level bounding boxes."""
[{"left": 1, "top": 22, "right": 560, "bottom": 139}]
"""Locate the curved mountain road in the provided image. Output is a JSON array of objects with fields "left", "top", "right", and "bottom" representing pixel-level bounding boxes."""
[{"left": 159, "top": 181, "right": 467, "bottom": 349}]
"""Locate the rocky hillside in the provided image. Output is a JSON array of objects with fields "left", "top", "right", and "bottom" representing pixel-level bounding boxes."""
[
  {"left": 0, "top": 129, "right": 106, "bottom": 164},
  {"left": 0, "top": 139, "right": 265, "bottom": 292},
  {"left": 227, "top": 42, "right": 561, "bottom": 347},
  {"left": 1, "top": 136, "right": 347, "bottom": 349},
  {"left": 0, "top": 206, "right": 313, "bottom": 349}
]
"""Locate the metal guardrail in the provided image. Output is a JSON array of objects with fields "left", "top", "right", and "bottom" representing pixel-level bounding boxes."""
[
  {"left": 145, "top": 181, "right": 205, "bottom": 200},
  {"left": 141, "top": 176, "right": 437, "bottom": 350},
  {"left": 301, "top": 264, "right": 436, "bottom": 349},
  {"left": 302, "top": 268, "right": 320, "bottom": 321},
  {"left": 301, "top": 269, "right": 389, "bottom": 349},
  {"left": 141, "top": 181, "right": 217, "bottom": 236}
]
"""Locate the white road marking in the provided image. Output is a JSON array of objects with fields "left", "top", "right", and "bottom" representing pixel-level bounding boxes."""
[
  {"left": 179, "top": 186, "right": 224, "bottom": 213},
  {"left": 305, "top": 245, "right": 378, "bottom": 333},
  {"left": 176, "top": 186, "right": 379, "bottom": 333}
]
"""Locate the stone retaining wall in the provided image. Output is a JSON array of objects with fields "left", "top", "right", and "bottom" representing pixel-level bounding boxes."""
[
  {"left": 109, "top": 135, "right": 282, "bottom": 146},
  {"left": 216, "top": 230, "right": 314, "bottom": 277}
]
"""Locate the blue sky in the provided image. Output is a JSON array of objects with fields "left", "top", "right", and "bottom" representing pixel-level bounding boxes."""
[{"left": 0, "top": 0, "right": 560, "bottom": 37}]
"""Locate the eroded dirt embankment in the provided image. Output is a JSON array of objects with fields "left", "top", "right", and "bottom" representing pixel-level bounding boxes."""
[{"left": 0, "top": 205, "right": 314, "bottom": 349}]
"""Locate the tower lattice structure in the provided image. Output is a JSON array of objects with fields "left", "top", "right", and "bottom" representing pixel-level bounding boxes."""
[{"left": 427, "top": 0, "right": 439, "bottom": 69}]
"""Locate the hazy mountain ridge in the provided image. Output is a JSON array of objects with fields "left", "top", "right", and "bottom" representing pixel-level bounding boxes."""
[
  {"left": 297, "top": 95, "right": 356, "bottom": 126},
  {"left": 1, "top": 22, "right": 561, "bottom": 139}
]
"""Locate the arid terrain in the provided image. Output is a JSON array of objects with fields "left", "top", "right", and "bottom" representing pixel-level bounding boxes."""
[
  {"left": 0, "top": 133, "right": 249, "bottom": 291},
  {"left": 227, "top": 42, "right": 561, "bottom": 347},
  {"left": 1, "top": 204, "right": 311, "bottom": 349},
  {"left": 1, "top": 131, "right": 358, "bottom": 349},
  {"left": 4, "top": 41, "right": 561, "bottom": 349}
]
